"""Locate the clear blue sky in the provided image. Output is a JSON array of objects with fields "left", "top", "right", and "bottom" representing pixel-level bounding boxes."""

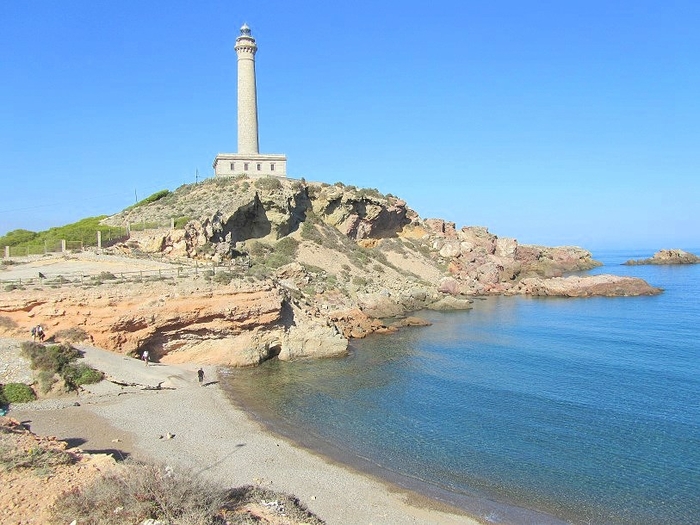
[{"left": 2, "top": 1, "right": 698, "bottom": 250}]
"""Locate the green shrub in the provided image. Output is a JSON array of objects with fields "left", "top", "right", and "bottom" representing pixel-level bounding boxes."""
[
  {"left": 254, "top": 176, "right": 282, "bottom": 191},
  {"left": 357, "top": 187, "right": 383, "bottom": 199},
  {"left": 37, "top": 370, "right": 57, "bottom": 394},
  {"left": 274, "top": 237, "right": 299, "bottom": 257},
  {"left": 0, "top": 229, "right": 38, "bottom": 247},
  {"left": 212, "top": 271, "right": 234, "bottom": 285},
  {"left": 265, "top": 253, "right": 293, "bottom": 269},
  {"left": 2, "top": 383, "right": 36, "bottom": 403},
  {"left": 4, "top": 284, "right": 18, "bottom": 292},
  {"left": 173, "top": 216, "right": 191, "bottom": 229},
  {"left": 301, "top": 222, "right": 323, "bottom": 245},
  {"left": 0, "top": 388, "right": 7, "bottom": 406},
  {"left": 246, "top": 240, "right": 266, "bottom": 257},
  {"left": 20, "top": 342, "right": 81, "bottom": 374},
  {"left": 125, "top": 189, "right": 170, "bottom": 211},
  {"left": 61, "top": 363, "right": 104, "bottom": 388}
]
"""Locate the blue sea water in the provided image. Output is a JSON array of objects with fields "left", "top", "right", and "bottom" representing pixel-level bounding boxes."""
[{"left": 221, "top": 249, "right": 700, "bottom": 524}]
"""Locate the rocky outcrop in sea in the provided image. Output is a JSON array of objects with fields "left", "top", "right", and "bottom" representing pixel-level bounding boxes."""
[{"left": 624, "top": 249, "right": 700, "bottom": 265}]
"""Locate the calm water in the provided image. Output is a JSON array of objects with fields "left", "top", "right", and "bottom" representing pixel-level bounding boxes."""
[{"left": 221, "top": 249, "right": 700, "bottom": 524}]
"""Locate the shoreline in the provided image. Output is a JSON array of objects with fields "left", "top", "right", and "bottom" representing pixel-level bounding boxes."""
[
  {"left": 223, "top": 383, "right": 569, "bottom": 525},
  {"left": 6, "top": 341, "right": 482, "bottom": 525}
]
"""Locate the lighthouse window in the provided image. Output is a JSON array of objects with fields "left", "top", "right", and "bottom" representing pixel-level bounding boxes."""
[
  {"left": 244, "top": 162, "right": 249, "bottom": 171},
  {"left": 270, "top": 163, "right": 275, "bottom": 171},
  {"left": 257, "top": 163, "right": 262, "bottom": 171}
]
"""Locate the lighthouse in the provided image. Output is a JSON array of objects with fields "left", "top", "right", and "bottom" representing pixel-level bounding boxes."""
[
  {"left": 213, "top": 24, "right": 287, "bottom": 177},
  {"left": 235, "top": 23, "right": 259, "bottom": 155}
]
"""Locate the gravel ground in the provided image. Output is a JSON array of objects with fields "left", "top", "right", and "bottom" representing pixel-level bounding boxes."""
[{"left": 0, "top": 338, "right": 33, "bottom": 385}]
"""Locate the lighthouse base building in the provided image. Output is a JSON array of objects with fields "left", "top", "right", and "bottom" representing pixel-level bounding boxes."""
[
  {"left": 213, "top": 153, "right": 287, "bottom": 178},
  {"left": 214, "top": 24, "right": 287, "bottom": 178}
]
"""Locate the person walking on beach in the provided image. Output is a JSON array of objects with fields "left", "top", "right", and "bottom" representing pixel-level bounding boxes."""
[
  {"left": 197, "top": 368, "right": 205, "bottom": 385},
  {"left": 142, "top": 350, "right": 150, "bottom": 366}
]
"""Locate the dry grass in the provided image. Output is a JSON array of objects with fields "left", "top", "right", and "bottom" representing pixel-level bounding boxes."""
[
  {"left": 50, "top": 459, "right": 227, "bottom": 525},
  {"left": 0, "top": 421, "right": 77, "bottom": 475},
  {"left": 49, "top": 459, "right": 326, "bottom": 525}
]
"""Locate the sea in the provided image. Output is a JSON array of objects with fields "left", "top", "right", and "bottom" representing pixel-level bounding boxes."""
[{"left": 220, "top": 249, "right": 700, "bottom": 525}]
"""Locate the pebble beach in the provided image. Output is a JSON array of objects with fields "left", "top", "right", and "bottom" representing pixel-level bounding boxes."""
[{"left": 2, "top": 338, "right": 479, "bottom": 525}]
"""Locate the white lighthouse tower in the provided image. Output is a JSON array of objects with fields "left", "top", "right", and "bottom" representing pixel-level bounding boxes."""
[{"left": 213, "top": 24, "right": 287, "bottom": 177}]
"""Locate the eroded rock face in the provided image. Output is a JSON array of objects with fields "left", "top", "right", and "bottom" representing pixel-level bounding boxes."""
[
  {"left": 311, "top": 186, "right": 413, "bottom": 240},
  {"left": 0, "top": 281, "right": 349, "bottom": 367},
  {"left": 624, "top": 249, "right": 700, "bottom": 265}
]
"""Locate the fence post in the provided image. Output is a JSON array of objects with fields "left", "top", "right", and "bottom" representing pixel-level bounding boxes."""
[
  {"left": 4, "top": 246, "right": 8, "bottom": 258},
  {"left": 61, "top": 240, "right": 66, "bottom": 253},
  {"left": 97, "top": 231, "right": 102, "bottom": 249}
]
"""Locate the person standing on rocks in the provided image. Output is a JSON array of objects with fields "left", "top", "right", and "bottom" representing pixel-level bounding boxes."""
[
  {"left": 197, "top": 368, "right": 204, "bottom": 385},
  {"left": 142, "top": 350, "right": 150, "bottom": 366}
]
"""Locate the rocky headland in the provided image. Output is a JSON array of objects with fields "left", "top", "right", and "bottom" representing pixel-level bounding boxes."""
[
  {"left": 0, "top": 177, "right": 662, "bottom": 367},
  {"left": 624, "top": 249, "right": 700, "bottom": 265}
]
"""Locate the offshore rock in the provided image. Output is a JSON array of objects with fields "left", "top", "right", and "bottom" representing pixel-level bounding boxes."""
[
  {"left": 515, "top": 274, "right": 662, "bottom": 297},
  {"left": 624, "top": 249, "right": 700, "bottom": 265}
]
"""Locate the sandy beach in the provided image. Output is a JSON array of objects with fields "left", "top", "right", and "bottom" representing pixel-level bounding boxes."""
[{"left": 5, "top": 340, "right": 481, "bottom": 525}]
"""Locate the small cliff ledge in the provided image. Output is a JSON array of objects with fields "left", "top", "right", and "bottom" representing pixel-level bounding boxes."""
[{"left": 624, "top": 249, "right": 700, "bottom": 266}]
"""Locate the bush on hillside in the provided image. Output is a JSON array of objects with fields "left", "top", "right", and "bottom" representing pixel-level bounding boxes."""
[
  {"left": 61, "top": 363, "right": 104, "bottom": 388},
  {"left": 125, "top": 189, "right": 170, "bottom": 211},
  {"left": 0, "top": 229, "right": 37, "bottom": 246},
  {"left": 274, "top": 237, "right": 299, "bottom": 257},
  {"left": 21, "top": 342, "right": 81, "bottom": 374},
  {"left": 254, "top": 176, "right": 282, "bottom": 191},
  {"left": 173, "top": 216, "right": 191, "bottom": 229},
  {"left": 37, "top": 370, "right": 57, "bottom": 394},
  {"left": 2, "top": 383, "right": 36, "bottom": 403},
  {"left": 19, "top": 342, "right": 101, "bottom": 393},
  {"left": 0, "top": 217, "right": 126, "bottom": 249},
  {"left": 212, "top": 271, "right": 234, "bottom": 285}
]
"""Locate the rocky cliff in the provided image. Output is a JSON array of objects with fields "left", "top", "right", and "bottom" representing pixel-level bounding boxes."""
[{"left": 0, "top": 176, "right": 661, "bottom": 367}]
